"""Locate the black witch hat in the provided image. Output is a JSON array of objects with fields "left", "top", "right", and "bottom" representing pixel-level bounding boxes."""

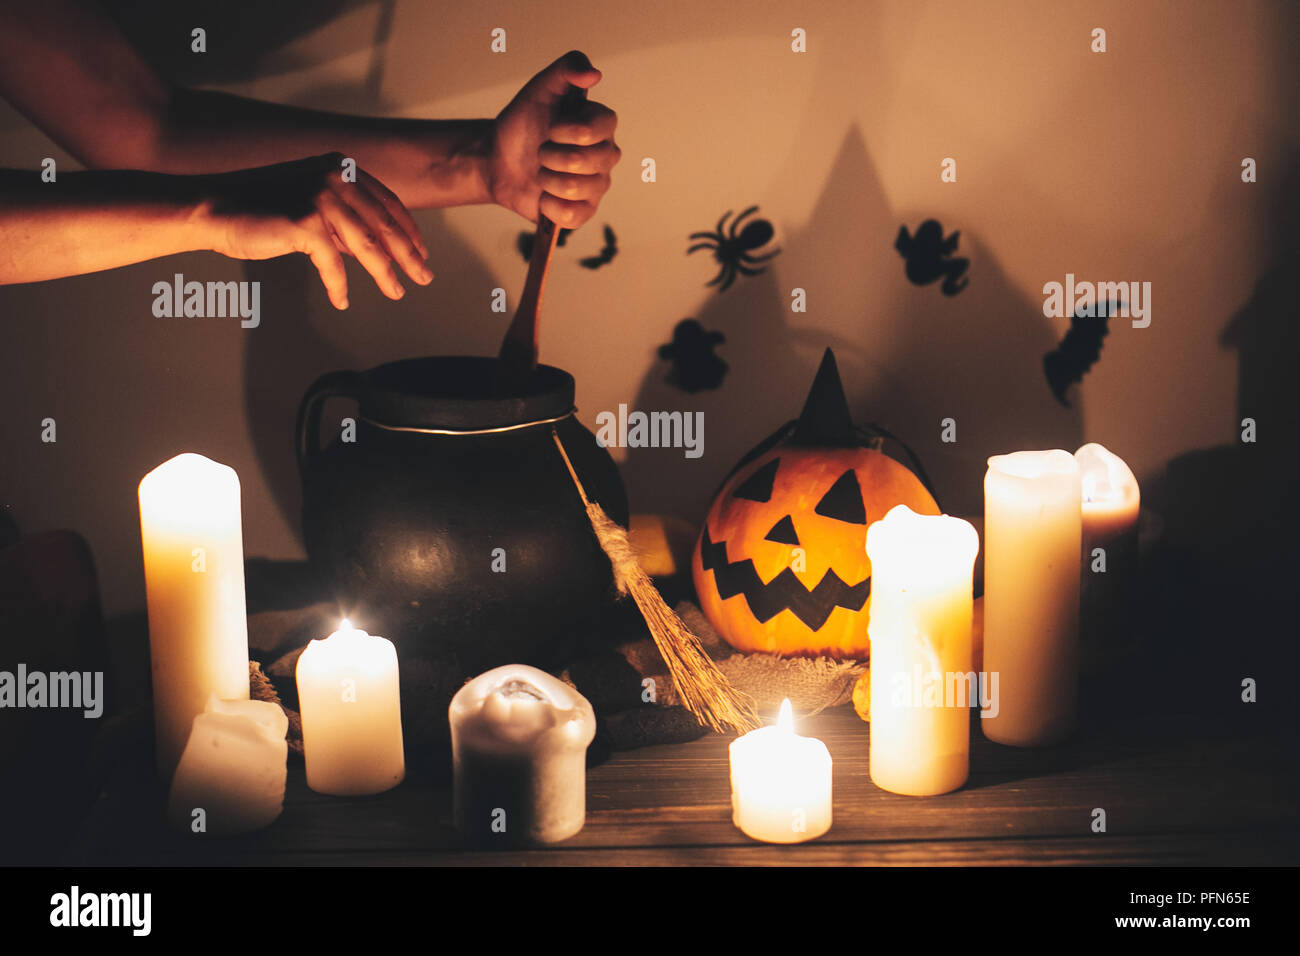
[
  {"left": 718, "top": 347, "right": 940, "bottom": 506},
  {"left": 789, "top": 348, "right": 856, "bottom": 447}
]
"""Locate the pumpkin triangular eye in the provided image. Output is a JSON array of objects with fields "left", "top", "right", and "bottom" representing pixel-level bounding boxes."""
[
  {"left": 764, "top": 515, "right": 800, "bottom": 545},
  {"left": 814, "top": 469, "right": 866, "bottom": 524},
  {"left": 732, "top": 457, "right": 779, "bottom": 502}
]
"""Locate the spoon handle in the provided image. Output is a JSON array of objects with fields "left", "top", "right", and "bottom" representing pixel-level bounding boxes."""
[{"left": 497, "top": 212, "right": 561, "bottom": 385}]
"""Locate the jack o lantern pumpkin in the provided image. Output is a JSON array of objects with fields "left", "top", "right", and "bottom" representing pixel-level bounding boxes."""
[{"left": 692, "top": 349, "right": 939, "bottom": 658}]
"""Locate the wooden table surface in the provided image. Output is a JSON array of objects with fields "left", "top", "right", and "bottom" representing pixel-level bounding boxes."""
[{"left": 68, "top": 704, "right": 1300, "bottom": 866}]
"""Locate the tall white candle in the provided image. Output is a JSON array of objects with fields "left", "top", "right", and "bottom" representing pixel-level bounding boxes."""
[
  {"left": 450, "top": 665, "right": 596, "bottom": 845},
  {"left": 982, "top": 450, "right": 1081, "bottom": 746},
  {"left": 296, "top": 619, "right": 405, "bottom": 796},
  {"left": 729, "top": 699, "right": 832, "bottom": 843},
  {"left": 138, "top": 453, "right": 250, "bottom": 779},
  {"left": 866, "top": 505, "right": 978, "bottom": 796}
]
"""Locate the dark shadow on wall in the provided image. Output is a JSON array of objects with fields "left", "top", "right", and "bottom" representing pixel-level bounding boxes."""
[
  {"left": 622, "top": 259, "right": 855, "bottom": 522},
  {"left": 241, "top": 203, "right": 507, "bottom": 548},
  {"left": 105, "top": 0, "right": 383, "bottom": 85},
  {"left": 623, "top": 125, "right": 1082, "bottom": 525},
  {"left": 1146, "top": 151, "right": 1300, "bottom": 725},
  {"left": 1142, "top": 0, "right": 1300, "bottom": 724},
  {"left": 874, "top": 230, "right": 1084, "bottom": 518},
  {"left": 222, "top": 8, "right": 510, "bottom": 543}
]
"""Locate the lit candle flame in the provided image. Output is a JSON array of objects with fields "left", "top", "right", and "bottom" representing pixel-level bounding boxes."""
[
  {"left": 777, "top": 698, "right": 793, "bottom": 733},
  {"left": 339, "top": 618, "right": 353, "bottom": 633}
]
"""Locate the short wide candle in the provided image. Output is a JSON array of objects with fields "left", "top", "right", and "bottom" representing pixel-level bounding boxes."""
[
  {"left": 449, "top": 664, "right": 596, "bottom": 845},
  {"left": 866, "top": 505, "right": 978, "bottom": 796},
  {"left": 982, "top": 449, "right": 1081, "bottom": 747},
  {"left": 138, "top": 453, "right": 250, "bottom": 779},
  {"left": 167, "top": 695, "right": 288, "bottom": 835},
  {"left": 295, "top": 620, "right": 404, "bottom": 796},
  {"left": 729, "top": 699, "right": 832, "bottom": 843}
]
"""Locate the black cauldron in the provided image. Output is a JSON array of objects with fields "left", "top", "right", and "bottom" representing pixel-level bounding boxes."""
[{"left": 296, "top": 356, "right": 628, "bottom": 675}]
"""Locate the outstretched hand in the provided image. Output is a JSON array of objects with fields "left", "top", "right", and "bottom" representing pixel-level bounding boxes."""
[
  {"left": 487, "top": 50, "right": 620, "bottom": 229},
  {"left": 199, "top": 153, "right": 431, "bottom": 310}
]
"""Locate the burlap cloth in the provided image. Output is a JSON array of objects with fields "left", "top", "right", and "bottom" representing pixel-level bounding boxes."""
[{"left": 613, "top": 601, "right": 863, "bottom": 717}]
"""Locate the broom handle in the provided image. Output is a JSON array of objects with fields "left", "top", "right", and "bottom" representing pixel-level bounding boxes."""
[{"left": 551, "top": 428, "right": 591, "bottom": 508}]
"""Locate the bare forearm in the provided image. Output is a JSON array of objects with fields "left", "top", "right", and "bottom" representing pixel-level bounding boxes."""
[
  {"left": 0, "top": 1, "right": 495, "bottom": 211},
  {"left": 0, "top": 156, "right": 437, "bottom": 306},
  {"left": 147, "top": 89, "right": 494, "bottom": 211},
  {"left": 0, "top": 2, "right": 616, "bottom": 227},
  {"left": 0, "top": 170, "right": 205, "bottom": 284}
]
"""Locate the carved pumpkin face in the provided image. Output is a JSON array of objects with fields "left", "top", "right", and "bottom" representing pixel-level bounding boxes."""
[
  {"left": 693, "top": 444, "right": 938, "bottom": 657},
  {"left": 691, "top": 347, "right": 939, "bottom": 658}
]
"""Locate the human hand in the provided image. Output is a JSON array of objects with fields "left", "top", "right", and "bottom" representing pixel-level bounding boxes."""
[
  {"left": 197, "top": 153, "right": 431, "bottom": 309},
  {"left": 487, "top": 50, "right": 620, "bottom": 229}
]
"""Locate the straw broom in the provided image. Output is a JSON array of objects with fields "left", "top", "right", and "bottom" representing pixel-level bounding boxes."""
[{"left": 552, "top": 429, "right": 760, "bottom": 734}]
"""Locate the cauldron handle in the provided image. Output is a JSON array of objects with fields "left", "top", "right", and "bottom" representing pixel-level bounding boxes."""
[{"left": 295, "top": 370, "right": 363, "bottom": 479}]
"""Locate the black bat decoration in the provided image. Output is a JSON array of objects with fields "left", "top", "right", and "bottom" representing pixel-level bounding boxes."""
[
  {"left": 1043, "top": 301, "right": 1121, "bottom": 406},
  {"left": 579, "top": 225, "right": 618, "bottom": 270}
]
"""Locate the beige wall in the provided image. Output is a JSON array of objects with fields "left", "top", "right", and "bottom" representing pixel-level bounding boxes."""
[{"left": 1, "top": 0, "right": 1294, "bottom": 613}]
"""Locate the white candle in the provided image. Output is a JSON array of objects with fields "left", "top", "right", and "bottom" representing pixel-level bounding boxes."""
[
  {"left": 729, "top": 699, "right": 832, "bottom": 843},
  {"left": 167, "top": 695, "right": 287, "bottom": 835},
  {"left": 138, "top": 453, "right": 250, "bottom": 779},
  {"left": 1076, "top": 443, "right": 1140, "bottom": 655},
  {"left": 866, "top": 505, "right": 978, "bottom": 796},
  {"left": 1077, "top": 443, "right": 1140, "bottom": 542},
  {"left": 982, "top": 450, "right": 1081, "bottom": 746},
  {"left": 450, "top": 664, "right": 595, "bottom": 845},
  {"left": 295, "top": 619, "right": 404, "bottom": 796}
]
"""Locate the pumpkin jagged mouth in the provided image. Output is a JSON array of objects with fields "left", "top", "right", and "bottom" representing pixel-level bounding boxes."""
[{"left": 698, "top": 526, "right": 871, "bottom": 632}]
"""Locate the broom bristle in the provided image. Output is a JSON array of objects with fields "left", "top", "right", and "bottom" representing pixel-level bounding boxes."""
[
  {"left": 552, "top": 430, "right": 761, "bottom": 734},
  {"left": 584, "top": 500, "right": 761, "bottom": 734}
]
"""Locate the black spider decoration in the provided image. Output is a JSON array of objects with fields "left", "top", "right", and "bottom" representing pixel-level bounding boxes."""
[
  {"left": 658, "top": 319, "right": 728, "bottom": 393},
  {"left": 895, "top": 219, "right": 969, "bottom": 295},
  {"left": 579, "top": 225, "right": 618, "bottom": 270},
  {"left": 688, "top": 206, "right": 780, "bottom": 292},
  {"left": 1043, "top": 300, "right": 1120, "bottom": 406},
  {"left": 517, "top": 227, "right": 572, "bottom": 261}
]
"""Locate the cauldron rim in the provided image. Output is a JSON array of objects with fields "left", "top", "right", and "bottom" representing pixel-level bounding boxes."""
[{"left": 358, "top": 356, "right": 575, "bottom": 431}]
